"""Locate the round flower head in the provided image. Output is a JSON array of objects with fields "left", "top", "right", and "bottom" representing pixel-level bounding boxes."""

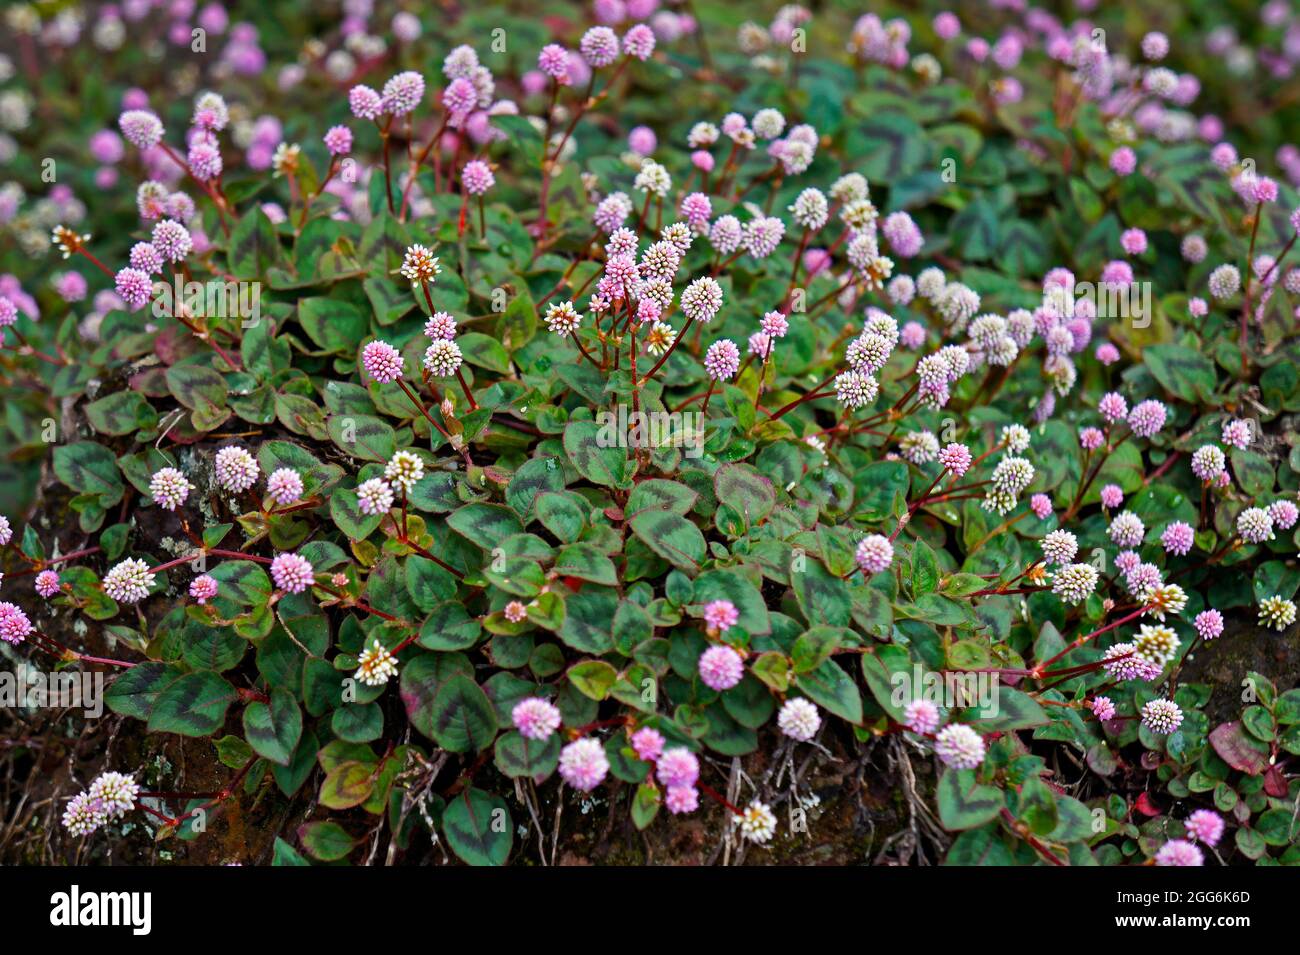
[
  {"left": 544, "top": 301, "right": 582, "bottom": 337},
  {"left": 1141, "top": 583, "right": 1188, "bottom": 621},
  {"left": 1161, "top": 521, "right": 1195, "bottom": 556},
  {"left": 362, "top": 339, "right": 404, "bottom": 383},
  {"left": 355, "top": 638, "right": 399, "bottom": 686},
  {"left": 558, "top": 737, "right": 609, "bottom": 791},
  {"left": 1099, "top": 484, "right": 1123, "bottom": 509},
  {"left": 856, "top": 534, "right": 893, "bottom": 574},
  {"left": 1102, "top": 642, "right": 1159, "bottom": 682},
  {"left": 102, "top": 558, "right": 155, "bottom": 604},
  {"left": 934, "top": 724, "right": 986, "bottom": 769},
  {"left": 424, "top": 312, "right": 457, "bottom": 341},
  {"left": 88, "top": 771, "right": 139, "bottom": 819},
  {"left": 703, "top": 339, "right": 740, "bottom": 381},
  {"left": 702, "top": 599, "right": 739, "bottom": 633},
  {"left": 266, "top": 467, "right": 304, "bottom": 506},
  {"left": 34, "top": 570, "right": 61, "bottom": 598},
  {"left": 129, "top": 242, "right": 163, "bottom": 274},
  {"left": 938, "top": 442, "right": 972, "bottom": 477},
  {"left": 187, "top": 141, "right": 222, "bottom": 181},
  {"left": 189, "top": 574, "right": 219, "bottom": 604},
  {"left": 502, "top": 600, "right": 528, "bottom": 624},
  {"left": 680, "top": 277, "right": 724, "bottom": 323},
  {"left": 623, "top": 24, "right": 656, "bottom": 60},
  {"left": 903, "top": 699, "right": 940, "bottom": 734},
  {"left": 631, "top": 727, "right": 665, "bottom": 762},
  {"left": 1041, "top": 530, "right": 1078, "bottom": 566},
  {"left": 537, "top": 43, "right": 571, "bottom": 80},
  {"left": 1107, "top": 511, "right": 1145, "bottom": 548},
  {"left": 356, "top": 478, "right": 394, "bottom": 516},
  {"left": 665, "top": 785, "right": 699, "bottom": 815},
  {"left": 1186, "top": 809, "right": 1224, "bottom": 847},
  {"left": 270, "top": 553, "right": 314, "bottom": 594},
  {"left": 1030, "top": 494, "right": 1052, "bottom": 519},
  {"left": 381, "top": 71, "right": 426, "bottom": 116},
  {"left": 656, "top": 747, "right": 700, "bottom": 788},
  {"left": 0, "top": 514, "right": 10, "bottom": 546},
  {"left": 62, "top": 791, "right": 107, "bottom": 837},
  {"left": 698, "top": 645, "right": 744, "bottom": 691},
  {"left": 215, "top": 446, "right": 259, "bottom": 492},
  {"left": 835, "top": 371, "right": 879, "bottom": 410},
  {"left": 151, "top": 219, "right": 192, "bottom": 262},
  {"left": 1191, "top": 445, "right": 1226, "bottom": 482},
  {"left": 512, "top": 697, "right": 563, "bottom": 741},
  {"left": 423, "top": 339, "right": 463, "bottom": 377},
  {"left": 1193, "top": 608, "right": 1224, "bottom": 641},
  {"left": 735, "top": 800, "right": 778, "bottom": 845},
  {"left": 1155, "top": 839, "right": 1203, "bottom": 866},
  {"left": 1141, "top": 698, "right": 1183, "bottom": 735},
  {"left": 399, "top": 244, "right": 441, "bottom": 286},
  {"left": 349, "top": 84, "right": 383, "bottom": 120},
  {"left": 1208, "top": 264, "right": 1240, "bottom": 299},
  {"left": 119, "top": 109, "right": 164, "bottom": 149},
  {"left": 0, "top": 602, "right": 32, "bottom": 645},
  {"left": 1127, "top": 399, "right": 1166, "bottom": 438},
  {"left": 114, "top": 267, "right": 153, "bottom": 310},
  {"left": 1091, "top": 696, "right": 1116, "bottom": 721},
  {"left": 580, "top": 26, "right": 621, "bottom": 67},
  {"left": 149, "top": 467, "right": 192, "bottom": 510},
  {"left": 1258, "top": 595, "right": 1297, "bottom": 631},
  {"left": 777, "top": 698, "right": 821, "bottom": 741},
  {"left": 1133, "top": 623, "right": 1180, "bottom": 666},
  {"left": 1268, "top": 500, "right": 1299, "bottom": 530},
  {"left": 462, "top": 159, "right": 494, "bottom": 195},
  {"left": 323, "top": 125, "right": 353, "bottom": 156},
  {"left": 384, "top": 450, "right": 425, "bottom": 493},
  {"left": 1053, "top": 563, "right": 1099, "bottom": 604},
  {"left": 1237, "top": 507, "right": 1274, "bottom": 544},
  {"left": 1221, "top": 418, "right": 1252, "bottom": 449}
]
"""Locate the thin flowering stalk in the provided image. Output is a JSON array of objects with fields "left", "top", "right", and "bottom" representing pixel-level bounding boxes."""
[
  {"left": 1239, "top": 200, "right": 1263, "bottom": 378},
  {"left": 1032, "top": 605, "right": 1151, "bottom": 676},
  {"left": 397, "top": 378, "right": 452, "bottom": 440}
]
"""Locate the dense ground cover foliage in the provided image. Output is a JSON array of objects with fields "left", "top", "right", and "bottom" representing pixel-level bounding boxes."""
[{"left": 2, "top": 0, "right": 1300, "bottom": 867}]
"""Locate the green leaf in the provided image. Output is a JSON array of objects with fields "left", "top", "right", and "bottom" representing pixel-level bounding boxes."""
[
  {"left": 554, "top": 543, "right": 618, "bottom": 585},
  {"left": 85, "top": 390, "right": 157, "bottom": 436},
  {"left": 563, "top": 420, "right": 631, "bottom": 488},
  {"left": 425, "top": 675, "right": 499, "bottom": 753},
  {"left": 52, "top": 441, "right": 125, "bottom": 503},
  {"left": 794, "top": 659, "right": 862, "bottom": 724},
  {"left": 298, "top": 297, "right": 369, "bottom": 354},
  {"left": 146, "top": 671, "right": 237, "bottom": 737},
  {"left": 1144, "top": 344, "right": 1216, "bottom": 403},
  {"left": 228, "top": 209, "right": 283, "bottom": 278},
  {"left": 241, "top": 687, "right": 303, "bottom": 766},
  {"left": 791, "top": 626, "right": 845, "bottom": 673},
  {"left": 297, "top": 821, "right": 357, "bottom": 862},
  {"left": 442, "top": 788, "right": 512, "bottom": 866},
  {"left": 458, "top": 332, "right": 512, "bottom": 374},
  {"left": 319, "top": 760, "right": 375, "bottom": 809},
  {"left": 534, "top": 491, "right": 586, "bottom": 542},
  {"left": 327, "top": 413, "right": 397, "bottom": 462},
  {"left": 625, "top": 478, "right": 697, "bottom": 517},
  {"left": 567, "top": 660, "right": 618, "bottom": 700},
  {"left": 446, "top": 502, "right": 524, "bottom": 546},
  {"left": 629, "top": 510, "right": 707, "bottom": 572},
  {"left": 713, "top": 462, "right": 775, "bottom": 528},
  {"left": 937, "top": 769, "right": 1004, "bottom": 830},
  {"left": 505, "top": 456, "right": 565, "bottom": 519}
]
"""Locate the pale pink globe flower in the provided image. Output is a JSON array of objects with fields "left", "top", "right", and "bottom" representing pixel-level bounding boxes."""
[
  {"left": 270, "top": 552, "right": 314, "bottom": 594},
  {"left": 655, "top": 747, "right": 699, "bottom": 788},
  {"left": 630, "top": 727, "right": 665, "bottom": 762},
  {"left": 512, "top": 697, "right": 562, "bottom": 741},
  {"left": 558, "top": 737, "right": 609, "bottom": 791},
  {"left": 189, "top": 574, "right": 219, "bottom": 604},
  {"left": 702, "top": 599, "right": 738, "bottom": 633},
  {"left": 698, "top": 645, "right": 744, "bottom": 691},
  {"left": 35, "top": 570, "right": 61, "bottom": 598}
]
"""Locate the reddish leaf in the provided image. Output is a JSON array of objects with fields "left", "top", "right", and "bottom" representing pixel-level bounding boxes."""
[
  {"left": 1209, "top": 721, "right": 1270, "bottom": 776},
  {"left": 1135, "top": 791, "right": 1161, "bottom": 817}
]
